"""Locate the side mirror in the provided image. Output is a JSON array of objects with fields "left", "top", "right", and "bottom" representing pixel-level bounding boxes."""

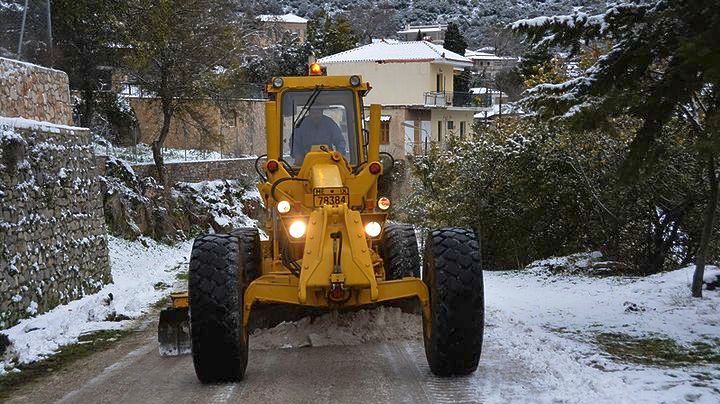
[{"left": 379, "top": 152, "right": 395, "bottom": 176}]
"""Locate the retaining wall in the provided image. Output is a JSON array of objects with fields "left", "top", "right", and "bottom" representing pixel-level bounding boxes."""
[
  {"left": 0, "top": 118, "right": 111, "bottom": 329},
  {"left": 127, "top": 158, "right": 258, "bottom": 184},
  {"left": 0, "top": 57, "right": 73, "bottom": 125},
  {"left": 0, "top": 57, "right": 110, "bottom": 330}
]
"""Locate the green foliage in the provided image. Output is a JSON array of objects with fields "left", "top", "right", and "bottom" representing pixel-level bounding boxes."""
[
  {"left": 403, "top": 117, "right": 709, "bottom": 272},
  {"left": 512, "top": 0, "right": 720, "bottom": 294},
  {"left": 444, "top": 22, "right": 467, "bottom": 55}
]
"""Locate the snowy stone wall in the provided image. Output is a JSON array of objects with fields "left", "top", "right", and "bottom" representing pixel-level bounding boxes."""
[
  {"left": 0, "top": 118, "right": 110, "bottom": 330},
  {"left": 0, "top": 57, "right": 73, "bottom": 125}
]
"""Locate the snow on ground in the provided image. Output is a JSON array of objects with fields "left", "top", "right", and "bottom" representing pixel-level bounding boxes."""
[
  {"left": 483, "top": 265, "right": 720, "bottom": 403},
  {"left": 0, "top": 236, "right": 191, "bottom": 374}
]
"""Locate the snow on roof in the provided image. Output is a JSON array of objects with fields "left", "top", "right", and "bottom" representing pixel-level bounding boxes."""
[
  {"left": 257, "top": 13, "right": 308, "bottom": 24},
  {"left": 397, "top": 27, "right": 444, "bottom": 34},
  {"left": 464, "top": 50, "right": 517, "bottom": 61},
  {"left": 474, "top": 104, "right": 523, "bottom": 119},
  {"left": 319, "top": 40, "right": 472, "bottom": 67}
]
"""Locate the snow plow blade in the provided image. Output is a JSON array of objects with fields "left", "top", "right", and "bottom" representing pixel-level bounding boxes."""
[{"left": 158, "top": 293, "right": 191, "bottom": 356}]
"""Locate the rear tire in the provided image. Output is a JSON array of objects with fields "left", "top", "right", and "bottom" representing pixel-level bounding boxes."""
[
  {"left": 381, "top": 223, "right": 420, "bottom": 279},
  {"left": 231, "top": 227, "right": 262, "bottom": 284},
  {"left": 189, "top": 234, "right": 248, "bottom": 383},
  {"left": 423, "top": 227, "right": 484, "bottom": 376}
]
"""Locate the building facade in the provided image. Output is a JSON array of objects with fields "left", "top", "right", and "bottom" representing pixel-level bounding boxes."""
[
  {"left": 319, "top": 40, "right": 482, "bottom": 158},
  {"left": 256, "top": 13, "right": 308, "bottom": 44},
  {"left": 396, "top": 24, "right": 447, "bottom": 45},
  {"left": 465, "top": 50, "right": 519, "bottom": 80}
]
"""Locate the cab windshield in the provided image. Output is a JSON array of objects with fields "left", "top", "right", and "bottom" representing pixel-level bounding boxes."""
[{"left": 281, "top": 89, "right": 359, "bottom": 166}]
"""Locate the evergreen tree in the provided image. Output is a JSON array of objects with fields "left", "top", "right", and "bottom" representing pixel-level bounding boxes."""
[
  {"left": 513, "top": 0, "right": 720, "bottom": 297},
  {"left": 51, "top": 0, "right": 127, "bottom": 127},
  {"left": 325, "top": 15, "right": 358, "bottom": 56},
  {"left": 307, "top": 12, "right": 358, "bottom": 58},
  {"left": 444, "top": 22, "right": 467, "bottom": 55},
  {"left": 416, "top": 30, "right": 423, "bottom": 41}
]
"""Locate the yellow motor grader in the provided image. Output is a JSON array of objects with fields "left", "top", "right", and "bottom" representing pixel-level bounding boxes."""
[{"left": 158, "top": 64, "right": 485, "bottom": 381}]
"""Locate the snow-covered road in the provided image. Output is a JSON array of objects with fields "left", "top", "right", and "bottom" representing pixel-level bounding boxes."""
[{"left": 2, "top": 237, "right": 719, "bottom": 403}]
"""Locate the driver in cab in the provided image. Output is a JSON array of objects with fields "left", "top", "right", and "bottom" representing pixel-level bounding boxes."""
[{"left": 292, "top": 107, "right": 347, "bottom": 164}]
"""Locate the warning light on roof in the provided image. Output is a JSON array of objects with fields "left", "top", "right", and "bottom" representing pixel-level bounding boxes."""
[{"left": 309, "top": 62, "right": 325, "bottom": 76}]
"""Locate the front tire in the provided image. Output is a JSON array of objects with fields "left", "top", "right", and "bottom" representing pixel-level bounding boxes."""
[
  {"left": 423, "top": 227, "right": 484, "bottom": 376},
  {"left": 189, "top": 234, "right": 248, "bottom": 383}
]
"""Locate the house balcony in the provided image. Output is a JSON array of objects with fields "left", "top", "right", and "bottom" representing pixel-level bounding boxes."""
[{"left": 423, "top": 92, "right": 492, "bottom": 108}]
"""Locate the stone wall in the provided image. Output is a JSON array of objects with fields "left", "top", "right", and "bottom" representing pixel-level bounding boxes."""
[
  {"left": 128, "top": 158, "right": 257, "bottom": 184},
  {"left": 0, "top": 118, "right": 110, "bottom": 330},
  {"left": 0, "top": 57, "right": 73, "bottom": 125},
  {"left": 129, "top": 98, "right": 266, "bottom": 157}
]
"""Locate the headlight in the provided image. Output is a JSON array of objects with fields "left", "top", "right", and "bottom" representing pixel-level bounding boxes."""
[
  {"left": 349, "top": 75, "right": 361, "bottom": 86},
  {"left": 377, "top": 197, "right": 391, "bottom": 211},
  {"left": 289, "top": 220, "right": 307, "bottom": 238},
  {"left": 364, "top": 221, "right": 382, "bottom": 238},
  {"left": 272, "top": 77, "right": 284, "bottom": 88},
  {"left": 277, "top": 200, "right": 291, "bottom": 214}
]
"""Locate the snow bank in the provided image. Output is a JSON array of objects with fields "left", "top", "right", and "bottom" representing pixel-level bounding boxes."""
[
  {"left": 251, "top": 307, "right": 422, "bottom": 350},
  {"left": 0, "top": 237, "right": 191, "bottom": 373}
]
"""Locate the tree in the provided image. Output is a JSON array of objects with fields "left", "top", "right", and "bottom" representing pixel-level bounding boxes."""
[
  {"left": 345, "top": 2, "right": 399, "bottom": 44},
  {"left": 51, "top": 0, "right": 126, "bottom": 127},
  {"left": 416, "top": 30, "right": 423, "bottom": 41},
  {"left": 243, "top": 32, "right": 312, "bottom": 84},
  {"left": 444, "top": 22, "right": 467, "bottom": 55},
  {"left": 512, "top": 1, "right": 720, "bottom": 296},
  {"left": 122, "top": 0, "right": 245, "bottom": 183},
  {"left": 307, "top": 12, "right": 358, "bottom": 58},
  {"left": 324, "top": 15, "right": 358, "bottom": 56}
]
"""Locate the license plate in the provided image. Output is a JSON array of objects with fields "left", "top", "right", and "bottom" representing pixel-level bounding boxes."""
[{"left": 313, "top": 187, "right": 349, "bottom": 207}]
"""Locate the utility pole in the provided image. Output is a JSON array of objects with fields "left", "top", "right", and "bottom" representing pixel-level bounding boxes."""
[
  {"left": 47, "top": 0, "right": 54, "bottom": 66},
  {"left": 17, "top": 0, "right": 29, "bottom": 59}
]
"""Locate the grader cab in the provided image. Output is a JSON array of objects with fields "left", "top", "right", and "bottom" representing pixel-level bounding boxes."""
[{"left": 158, "top": 65, "right": 485, "bottom": 381}]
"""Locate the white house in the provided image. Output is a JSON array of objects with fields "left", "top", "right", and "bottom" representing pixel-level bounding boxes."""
[
  {"left": 319, "top": 40, "right": 482, "bottom": 157},
  {"left": 256, "top": 13, "right": 309, "bottom": 43},
  {"left": 465, "top": 50, "right": 519, "bottom": 79},
  {"left": 396, "top": 24, "right": 448, "bottom": 45}
]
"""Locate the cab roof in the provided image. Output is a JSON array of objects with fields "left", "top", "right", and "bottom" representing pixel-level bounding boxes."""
[{"left": 266, "top": 75, "right": 369, "bottom": 94}]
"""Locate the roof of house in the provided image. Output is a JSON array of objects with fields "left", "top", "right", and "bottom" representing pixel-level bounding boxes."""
[
  {"left": 465, "top": 50, "right": 518, "bottom": 61},
  {"left": 257, "top": 13, "right": 308, "bottom": 24},
  {"left": 318, "top": 40, "right": 472, "bottom": 67}
]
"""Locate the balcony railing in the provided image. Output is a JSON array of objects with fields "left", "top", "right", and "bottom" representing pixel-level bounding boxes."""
[
  {"left": 405, "top": 140, "right": 445, "bottom": 156},
  {"left": 423, "top": 92, "right": 492, "bottom": 108}
]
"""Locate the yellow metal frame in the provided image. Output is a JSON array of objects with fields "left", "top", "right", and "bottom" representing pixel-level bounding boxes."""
[
  {"left": 244, "top": 276, "right": 430, "bottom": 334},
  {"left": 257, "top": 75, "right": 429, "bottom": 336}
]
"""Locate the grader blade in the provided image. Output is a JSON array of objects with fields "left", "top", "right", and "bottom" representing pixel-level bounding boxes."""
[
  {"left": 158, "top": 292, "right": 191, "bottom": 356},
  {"left": 158, "top": 307, "right": 190, "bottom": 356}
]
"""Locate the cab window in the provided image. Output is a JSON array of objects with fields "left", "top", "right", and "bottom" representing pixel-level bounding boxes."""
[{"left": 281, "top": 90, "right": 358, "bottom": 165}]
